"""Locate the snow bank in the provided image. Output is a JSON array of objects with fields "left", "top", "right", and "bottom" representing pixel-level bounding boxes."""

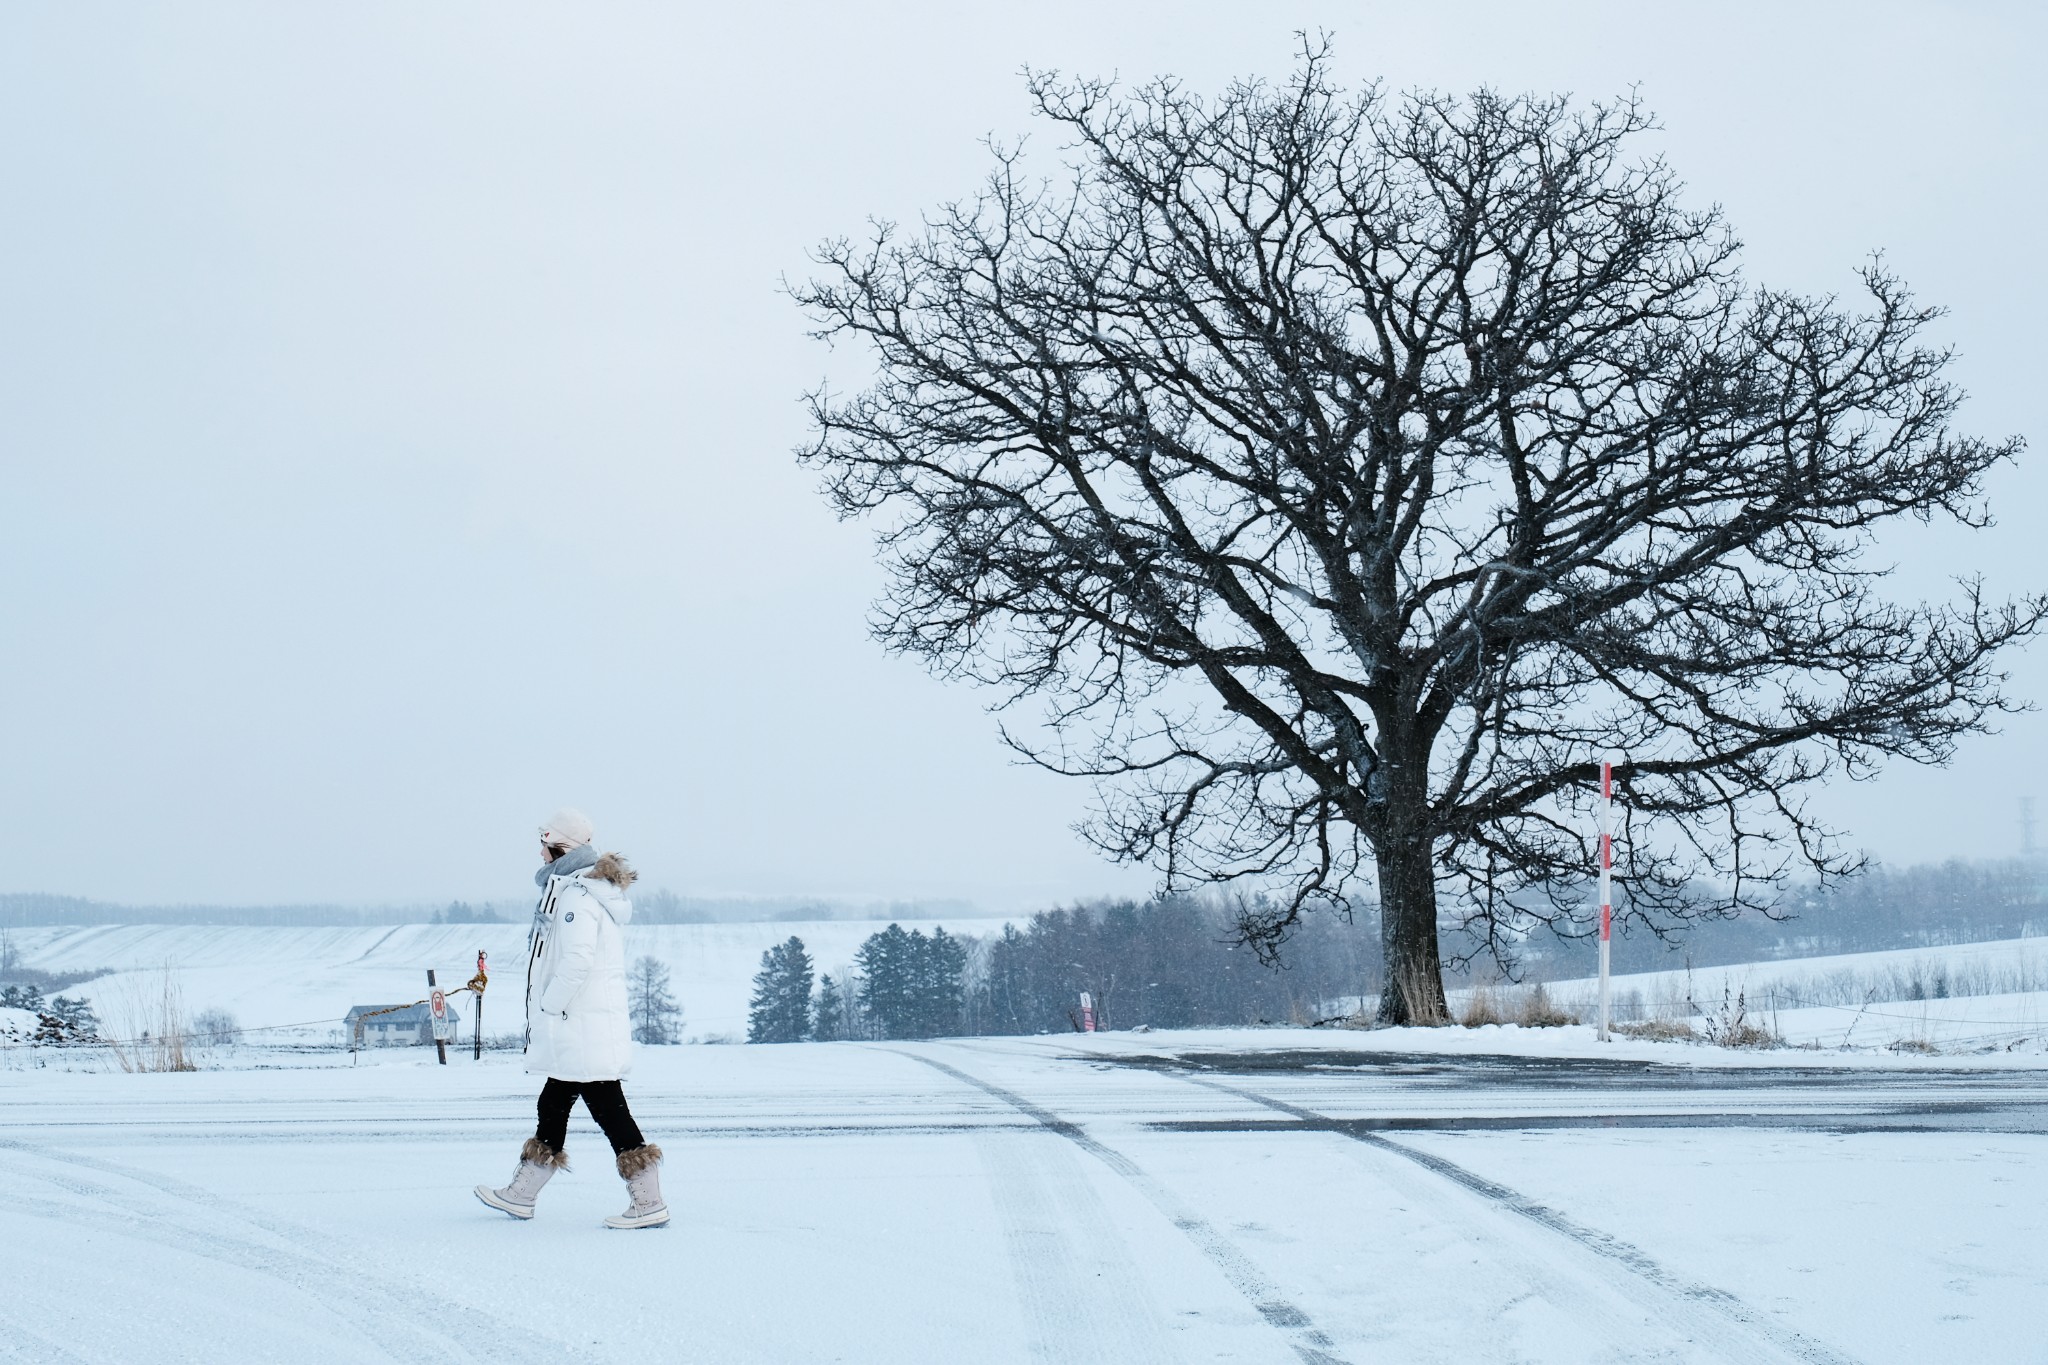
[{"left": 0, "top": 1006, "right": 39, "bottom": 1044}]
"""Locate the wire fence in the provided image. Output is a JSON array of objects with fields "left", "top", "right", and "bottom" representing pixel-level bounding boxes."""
[{"left": 1, "top": 968, "right": 493, "bottom": 1052}]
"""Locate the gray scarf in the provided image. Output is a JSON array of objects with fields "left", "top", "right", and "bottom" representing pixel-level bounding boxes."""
[
  {"left": 534, "top": 841, "right": 599, "bottom": 890},
  {"left": 530, "top": 843, "right": 600, "bottom": 950}
]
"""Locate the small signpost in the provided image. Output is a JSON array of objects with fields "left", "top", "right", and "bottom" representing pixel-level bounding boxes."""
[
  {"left": 472, "top": 951, "right": 487, "bottom": 1061},
  {"left": 1079, "top": 991, "right": 1096, "bottom": 1033},
  {"left": 427, "top": 970, "right": 450, "bottom": 1064}
]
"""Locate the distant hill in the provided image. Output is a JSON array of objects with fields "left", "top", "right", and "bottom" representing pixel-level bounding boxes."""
[{"left": 0, "top": 888, "right": 985, "bottom": 928}]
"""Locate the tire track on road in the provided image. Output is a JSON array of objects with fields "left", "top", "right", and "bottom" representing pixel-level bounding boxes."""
[
  {"left": 1177, "top": 1073, "right": 1860, "bottom": 1365},
  {"left": 895, "top": 1049, "right": 1350, "bottom": 1365},
  {"left": 972, "top": 1130, "right": 1181, "bottom": 1365},
  {"left": 0, "top": 1137, "right": 595, "bottom": 1365}
]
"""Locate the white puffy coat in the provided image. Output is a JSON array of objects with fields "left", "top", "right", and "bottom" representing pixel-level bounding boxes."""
[{"left": 524, "top": 865, "right": 635, "bottom": 1081}]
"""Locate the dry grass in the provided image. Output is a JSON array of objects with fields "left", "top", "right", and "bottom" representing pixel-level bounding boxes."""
[
  {"left": 1516, "top": 983, "right": 1575, "bottom": 1028},
  {"left": 103, "top": 970, "right": 198, "bottom": 1073},
  {"left": 1700, "top": 987, "right": 1780, "bottom": 1049},
  {"left": 1456, "top": 981, "right": 1578, "bottom": 1029},
  {"left": 1395, "top": 966, "right": 1452, "bottom": 1026},
  {"left": 1612, "top": 1017, "right": 1698, "bottom": 1042},
  {"left": 1458, "top": 982, "right": 1507, "bottom": 1027}
]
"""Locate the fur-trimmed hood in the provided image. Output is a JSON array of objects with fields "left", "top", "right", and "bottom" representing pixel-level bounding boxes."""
[
  {"left": 573, "top": 864, "right": 634, "bottom": 926},
  {"left": 591, "top": 852, "right": 638, "bottom": 890}
]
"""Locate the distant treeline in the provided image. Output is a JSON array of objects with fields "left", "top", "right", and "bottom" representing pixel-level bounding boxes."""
[
  {"left": 967, "top": 897, "right": 1377, "bottom": 1033},
  {"left": 1532, "top": 857, "right": 2048, "bottom": 979},
  {"left": 632, "top": 890, "right": 980, "bottom": 925},
  {"left": 745, "top": 896, "right": 1382, "bottom": 1043}
]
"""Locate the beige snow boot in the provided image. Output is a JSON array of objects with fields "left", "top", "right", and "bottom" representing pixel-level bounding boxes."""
[
  {"left": 603, "top": 1144, "right": 670, "bottom": 1229},
  {"left": 475, "top": 1138, "right": 567, "bottom": 1219}
]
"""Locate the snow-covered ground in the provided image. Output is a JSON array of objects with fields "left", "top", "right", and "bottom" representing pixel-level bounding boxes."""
[
  {"left": 15, "top": 922, "right": 2048, "bottom": 1058},
  {"left": 1, "top": 919, "right": 965, "bottom": 1045},
  {"left": 1549, "top": 935, "right": 2048, "bottom": 1009},
  {"left": 1529, "top": 935, "right": 2048, "bottom": 1055},
  {"left": 3, "top": 1031, "right": 2045, "bottom": 1363},
  {"left": 7, "top": 926, "right": 2048, "bottom": 1358}
]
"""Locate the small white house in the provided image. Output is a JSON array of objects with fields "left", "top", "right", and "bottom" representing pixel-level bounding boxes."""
[{"left": 344, "top": 1002, "right": 439, "bottom": 1048}]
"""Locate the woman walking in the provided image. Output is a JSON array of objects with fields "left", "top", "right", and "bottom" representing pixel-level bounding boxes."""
[{"left": 476, "top": 807, "right": 670, "bottom": 1229}]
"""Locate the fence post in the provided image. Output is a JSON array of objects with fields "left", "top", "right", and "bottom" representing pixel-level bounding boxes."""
[{"left": 472, "top": 951, "right": 486, "bottom": 1061}]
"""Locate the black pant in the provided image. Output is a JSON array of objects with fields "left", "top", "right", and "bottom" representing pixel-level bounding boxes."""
[{"left": 535, "top": 1078, "right": 646, "bottom": 1155}]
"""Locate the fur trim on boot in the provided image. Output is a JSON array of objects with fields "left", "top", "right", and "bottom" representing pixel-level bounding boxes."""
[
  {"left": 604, "top": 1144, "right": 669, "bottom": 1229},
  {"left": 522, "top": 1137, "right": 571, "bottom": 1171},
  {"left": 475, "top": 1140, "right": 565, "bottom": 1219},
  {"left": 615, "top": 1143, "right": 662, "bottom": 1179}
]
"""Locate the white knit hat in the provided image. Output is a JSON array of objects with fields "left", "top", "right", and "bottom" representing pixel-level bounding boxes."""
[{"left": 539, "top": 807, "right": 595, "bottom": 848}]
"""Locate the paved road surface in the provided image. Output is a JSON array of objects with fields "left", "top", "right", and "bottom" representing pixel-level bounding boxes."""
[{"left": 2, "top": 1035, "right": 2044, "bottom": 1363}]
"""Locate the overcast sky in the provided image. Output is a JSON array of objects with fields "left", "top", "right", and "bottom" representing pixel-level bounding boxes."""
[{"left": 1, "top": 2, "right": 2041, "bottom": 909}]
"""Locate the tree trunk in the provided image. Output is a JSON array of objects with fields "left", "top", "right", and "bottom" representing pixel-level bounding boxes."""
[{"left": 1374, "top": 835, "right": 1449, "bottom": 1026}]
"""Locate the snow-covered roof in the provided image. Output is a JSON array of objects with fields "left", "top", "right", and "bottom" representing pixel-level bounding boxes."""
[{"left": 343, "top": 1003, "right": 429, "bottom": 1024}]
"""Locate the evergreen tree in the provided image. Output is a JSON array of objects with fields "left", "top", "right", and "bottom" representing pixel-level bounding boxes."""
[
  {"left": 852, "top": 923, "right": 969, "bottom": 1039},
  {"left": 747, "top": 936, "right": 814, "bottom": 1043},
  {"left": 628, "top": 955, "right": 683, "bottom": 1044},
  {"left": 812, "top": 973, "right": 848, "bottom": 1042},
  {"left": 0, "top": 982, "right": 45, "bottom": 1012},
  {"left": 915, "top": 927, "right": 968, "bottom": 1037},
  {"left": 854, "top": 924, "right": 918, "bottom": 1038},
  {"left": 957, "top": 896, "right": 1376, "bottom": 1035}
]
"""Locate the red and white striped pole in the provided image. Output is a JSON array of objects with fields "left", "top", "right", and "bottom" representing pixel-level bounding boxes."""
[{"left": 1598, "top": 755, "right": 1615, "bottom": 1042}]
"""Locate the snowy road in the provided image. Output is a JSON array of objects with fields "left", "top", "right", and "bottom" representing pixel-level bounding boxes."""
[{"left": 4, "top": 1032, "right": 2046, "bottom": 1363}]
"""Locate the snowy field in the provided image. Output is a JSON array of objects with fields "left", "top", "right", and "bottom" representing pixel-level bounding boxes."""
[
  {"left": 4, "top": 1029, "right": 2048, "bottom": 1364},
  {"left": 1540, "top": 936, "right": 2048, "bottom": 1054},
  {"left": 14, "top": 923, "right": 2048, "bottom": 1058},
  {"left": 0, "top": 919, "right": 973, "bottom": 1045}
]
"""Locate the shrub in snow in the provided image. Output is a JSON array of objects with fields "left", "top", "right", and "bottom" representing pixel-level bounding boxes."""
[
  {"left": 190, "top": 1008, "right": 240, "bottom": 1047},
  {"left": 1701, "top": 987, "right": 1778, "bottom": 1049},
  {"left": 0, "top": 982, "right": 45, "bottom": 1012}
]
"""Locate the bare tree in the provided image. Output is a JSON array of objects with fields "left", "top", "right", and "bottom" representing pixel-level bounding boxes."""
[
  {"left": 794, "top": 47, "right": 2042, "bottom": 1023},
  {"left": 628, "top": 955, "right": 683, "bottom": 1044}
]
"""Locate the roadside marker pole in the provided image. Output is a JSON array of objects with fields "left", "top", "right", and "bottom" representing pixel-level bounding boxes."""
[{"left": 1598, "top": 756, "right": 1614, "bottom": 1042}]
